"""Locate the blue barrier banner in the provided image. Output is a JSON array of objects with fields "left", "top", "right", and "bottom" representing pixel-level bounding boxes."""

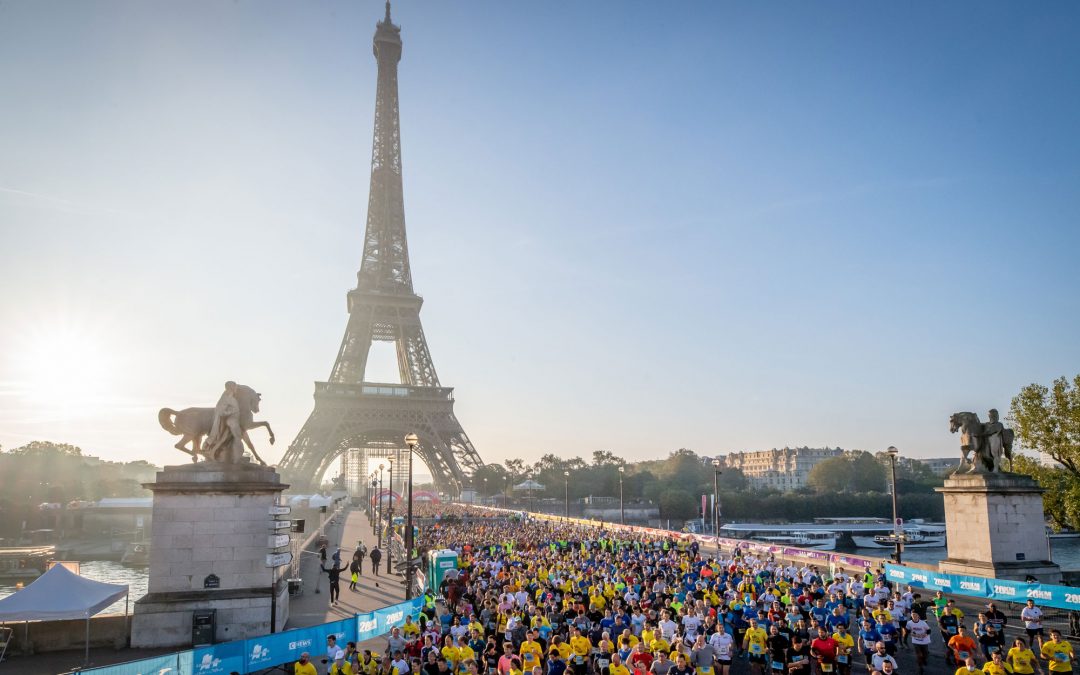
[
  {"left": 180, "top": 641, "right": 245, "bottom": 675},
  {"left": 986, "top": 576, "right": 1027, "bottom": 603},
  {"left": 77, "top": 599, "right": 423, "bottom": 675},
  {"left": 886, "top": 563, "right": 1080, "bottom": 611},
  {"left": 373, "top": 597, "right": 424, "bottom": 635},
  {"left": 953, "top": 574, "right": 987, "bottom": 597},
  {"left": 357, "top": 611, "right": 380, "bottom": 642},
  {"left": 244, "top": 617, "right": 357, "bottom": 670},
  {"left": 76, "top": 654, "right": 181, "bottom": 675}
]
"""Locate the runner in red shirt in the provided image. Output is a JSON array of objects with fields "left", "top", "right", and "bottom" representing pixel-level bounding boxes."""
[{"left": 810, "top": 627, "right": 839, "bottom": 675}]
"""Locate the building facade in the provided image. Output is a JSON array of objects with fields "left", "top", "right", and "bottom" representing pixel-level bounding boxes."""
[{"left": 720, "top": 447, "right": 846, "bottom": 491}]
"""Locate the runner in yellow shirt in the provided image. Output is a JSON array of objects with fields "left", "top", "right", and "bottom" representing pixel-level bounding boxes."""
[
  {"left": 569, "top": 628, "right": 592, "bottom": 675},
  {"left": 1040, "top": 630, "right": 1074, "bottom": 673},
  {"left": 1007, "top": 638, "right": 1041, "bottom": 675},
  {"left": 520, "top": 631, "right": 544, "bottom": 672},
  {"left": 743, "top": 619, "right": 768, "bottom": 675},
  {"left": 609, "top": 653, "right": 631, "bottom": 675},
  {"left": 984, "top": 651, "right": 1015, "bottom": 675}
]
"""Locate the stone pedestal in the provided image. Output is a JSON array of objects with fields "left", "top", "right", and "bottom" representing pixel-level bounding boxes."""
[
  {"left": 131, "top": 461, "right": 291, "bottom": 648},
  {"left": 937, "top": 472, "right": 1061, "bottom": 583}
]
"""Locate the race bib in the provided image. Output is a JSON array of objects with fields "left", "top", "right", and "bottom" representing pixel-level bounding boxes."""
[
  {"left": 575, "top": 656, "right": 585, "bottom": 665},
  {"left": 947, "top": 627, "right": 958, "bottom": 635},
  {"left": 837, "top": 655, "right": 848, "bottom": 664},
  {"left": 792, "top": 656, "right": 805, "bottom": 664},
  {"left": 821, "top": 664, "right": 833, "bottom": 673},
  {"left": 697, "top": 668, "right": 714, "bottom": 675},
  {"left": 1054, "top": 652, "right": 1069, "bottom": 663},
  {"left": 959, "top": 651, "right": 970, "bottom": 660},
  {"left": 718, "top": 647, "right": 731, "bottom": 658},
  {"left": 750, "top": 644, "right": 763, "bottom": 655},
  {"left": 772, "top": 662, "right": 784, "bottom": 671}
]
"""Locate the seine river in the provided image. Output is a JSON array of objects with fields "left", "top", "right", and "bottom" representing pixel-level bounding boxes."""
[{"left": 1, "top": 539, "right": 1077, "bottom": 614}]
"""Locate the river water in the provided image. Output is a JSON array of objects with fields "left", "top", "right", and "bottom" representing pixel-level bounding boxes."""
[{"left": 0, "top": 561, "right": 149, "bottom": 616}]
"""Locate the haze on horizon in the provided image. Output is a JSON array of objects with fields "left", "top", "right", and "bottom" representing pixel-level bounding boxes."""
[{"left": 1, "top": 1, "right": 1078, "bottom": 478}]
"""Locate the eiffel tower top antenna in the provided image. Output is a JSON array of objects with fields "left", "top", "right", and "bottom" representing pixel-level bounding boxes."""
[{"left": 384, "top": 0, "right": 391, "bottom": 24}]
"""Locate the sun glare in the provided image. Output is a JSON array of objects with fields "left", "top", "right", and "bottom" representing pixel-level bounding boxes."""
[{"left": 12, "top": 323, "right": 117, "bottom": 417}]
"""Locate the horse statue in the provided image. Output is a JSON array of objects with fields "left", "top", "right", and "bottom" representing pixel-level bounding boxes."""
[
  {"left": 948, "top": 410, "right": 1014, "bottom": 474},
  {"left": 158, "top": 383, "right": 274, "bottom": 465}
]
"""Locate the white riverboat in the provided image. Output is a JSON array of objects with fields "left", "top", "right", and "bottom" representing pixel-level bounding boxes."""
[
  {"left": 852, "top": 526, "right": 945, "bottom": 549},
  {"left": 758, "top": 530, "right": 838, "bottom": 551}
]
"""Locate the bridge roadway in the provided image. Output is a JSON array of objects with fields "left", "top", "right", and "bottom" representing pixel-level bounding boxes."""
[{"left": 16, "top": 509, "right": 1079, "bottom": 674}]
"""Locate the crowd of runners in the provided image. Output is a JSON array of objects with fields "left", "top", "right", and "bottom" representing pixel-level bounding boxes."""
[{"left": 312, "top": 504, "right": 1076, "bottom": 675}]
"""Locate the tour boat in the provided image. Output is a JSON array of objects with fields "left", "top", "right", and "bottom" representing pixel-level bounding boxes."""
[
  {"left": 757, "top": 531, "right": 838, "bottom": 551},
  {"left": 851, "top": 526, "right": 944, "bottom": 549},
  {"left": 0, "top": 546, "right": 53, "bottom": 580}
]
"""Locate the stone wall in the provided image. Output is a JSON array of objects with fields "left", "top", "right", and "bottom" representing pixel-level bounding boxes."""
[{"left": 6, "top": 614, "right": 129, "bottom": 655}]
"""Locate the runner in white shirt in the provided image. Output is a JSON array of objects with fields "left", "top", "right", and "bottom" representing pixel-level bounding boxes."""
[
  {"left": 908, "top": 611, "right": 932, "bottom": 675},
  {"left": 659, "top": 616, "right": 678, "bottom": 641},
  {"left": 1021, "top": 599, "right": 1044, "bottom": 647},
  {"left": 682, "top": 613, "right": 702, "bottom": 637},
  {"left": 710, "top": 630, "right": 735, "bottom": 675}
]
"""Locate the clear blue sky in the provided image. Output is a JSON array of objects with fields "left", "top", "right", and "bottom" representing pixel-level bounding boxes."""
[{"left": 1, "top": 1, "right": 1078, "bottom": 477}]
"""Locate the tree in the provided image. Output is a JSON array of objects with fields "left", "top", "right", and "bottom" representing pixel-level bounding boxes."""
[
  {"left": 849, "top": 452, "right": 887, "bottom": 492},
  {"left": 1009, "top": 376, "right": 1080, "bottom": 531},
  {"left": 592, "top": 450, "right": 620, "bottom": 467},
  {"left": 473, "top": 464, "right": 510, "bottom": 496},
  {"left": 718, "top": 468, "right": 749, "bottom": 492},
  {"left": 7, "top": 441, "right": 83, "bottom": 456},
  {"left": 807, "top": 456, "right": 854, "bottom": 493},
  {"left": 659, "top": 489, "right": 698, "bottom": 521},
  {"left": 1010, "top": 375, "right": 1080, "bottom": 478},
  {"left": 1012, "top": 455, "right": 1080, "bottom": 531}
]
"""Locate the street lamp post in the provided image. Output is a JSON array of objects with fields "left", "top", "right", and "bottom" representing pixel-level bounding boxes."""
[
  {"left": 376, "top": 465, "right": 384, "bottom": 546},
  {"left": 712, "top": 459, "right": 722, "bottom": 552},
  {"left": 370, "top": 476, "right": 377, "bottom": 523},
  {"left": 386, "top": 458, "right": 394, "bottom": 574},
  {"left": 563, "top": 471, "right": 570, "bottom": 518},
  {"left": 886, "top": 446, "right": 902, "bottom": 564},
  {"left": 618, "top": 465, "right": 625, "bottom": 525},
  {"left": 404, "top": 433, "right": 418, "bottom": 599}
]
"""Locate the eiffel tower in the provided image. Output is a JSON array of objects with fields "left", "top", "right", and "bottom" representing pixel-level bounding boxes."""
[{"left": 279, "top": 2, "right": 483, "bottom": 493}]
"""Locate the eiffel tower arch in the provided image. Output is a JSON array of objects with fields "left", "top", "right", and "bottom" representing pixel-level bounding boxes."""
[{"left": 279, "top": 3, "right": 483, "bottom": 493}]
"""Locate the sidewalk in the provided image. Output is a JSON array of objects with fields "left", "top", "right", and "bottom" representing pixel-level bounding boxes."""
[{"left": 285, "top": 506, "right": 405, "bottom": 629}]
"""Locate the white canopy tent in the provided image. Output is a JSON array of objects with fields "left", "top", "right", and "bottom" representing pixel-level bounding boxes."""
[
  {"left": 0, "top": 563, "right": 128, "bottom": 664},
  {"left": 512, "top": 479, "right": 545, "bottom": 491}
]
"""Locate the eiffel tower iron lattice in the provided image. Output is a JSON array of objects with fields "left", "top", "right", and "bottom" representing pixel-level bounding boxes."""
[{"left": 279, "top": 2, "right": 483, "bottom": 494}]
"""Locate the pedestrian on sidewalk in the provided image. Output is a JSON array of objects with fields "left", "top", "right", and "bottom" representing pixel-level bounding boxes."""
[
  {"left": 350, "top": 555, "right": 360, "bottom": 591},
  {"left": 370, "top": 546, "right": 382, "bottom": 576},
  {"left": 321, "top": 557, "right": 345, "bottom": 606},
  {"left": 356, "top": 542, "right": 368, "bottom": 575}
]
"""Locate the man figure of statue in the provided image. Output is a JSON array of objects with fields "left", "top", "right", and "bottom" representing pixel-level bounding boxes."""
[
  {"left": 976, "top": 409, "right": 1006, "bottom": 473},
  {"left": 204, "top": 381, "right": 244, "bottom": 462}
]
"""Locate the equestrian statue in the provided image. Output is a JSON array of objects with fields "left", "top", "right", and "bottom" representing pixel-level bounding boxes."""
[
  {"left": 948, "top": 408, "right": 1014, "bottom": 474},
  {"left": 158, "top": 381, "right": 275, "bottom": 465}
]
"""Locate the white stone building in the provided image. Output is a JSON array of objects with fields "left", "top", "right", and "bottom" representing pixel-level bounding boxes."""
[{"left": 718, "top": 447, "right": 846, "bottom": 491}]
